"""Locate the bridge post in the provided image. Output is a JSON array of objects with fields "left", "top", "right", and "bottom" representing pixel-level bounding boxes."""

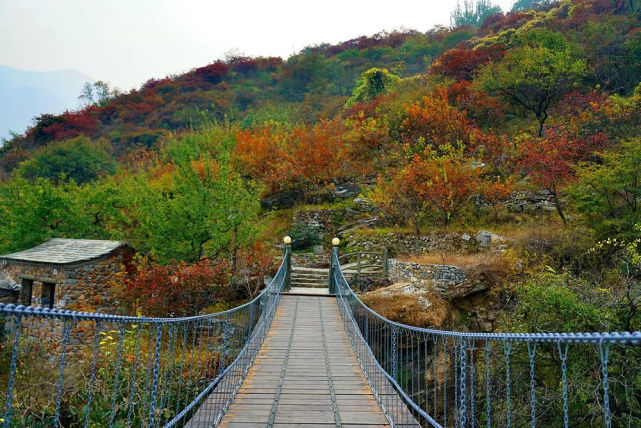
[
  {"left": 283, "top": 236, "right": 292, "bottom": 292},
  {"left": 330, "top": 238, "right": 340, "bottom": 294},
  {"left": 382, "top": 247, "right": 389, "bottom": 278},
  {"left": 356, "top": 253, "right": 361, "bottom": 291}
]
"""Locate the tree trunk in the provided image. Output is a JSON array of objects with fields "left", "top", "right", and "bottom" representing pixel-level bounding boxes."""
[{"left": 551, "top": 189, "right": 567, "bottom": 225}]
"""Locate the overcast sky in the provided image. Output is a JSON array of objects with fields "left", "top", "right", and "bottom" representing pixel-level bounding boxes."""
[{"left": 0, "top": 0, "right": 514, "bottom": 91}]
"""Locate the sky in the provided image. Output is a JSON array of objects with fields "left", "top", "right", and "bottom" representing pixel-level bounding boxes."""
[{"left": 0, "top": 0, "right": 514, "bottom": 91}]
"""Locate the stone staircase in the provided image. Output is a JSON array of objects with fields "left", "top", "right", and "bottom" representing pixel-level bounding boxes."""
[{"left": 291, "top": 266, "right": 329, "bottom": 288}]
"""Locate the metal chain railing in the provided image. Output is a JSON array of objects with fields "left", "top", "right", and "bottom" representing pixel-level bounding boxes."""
[
  {"left": 0, "top": 249, "right": 289, "bottom": 428},
  {"left": 331, "top": 247, "right": 641, "bottom": 428}
]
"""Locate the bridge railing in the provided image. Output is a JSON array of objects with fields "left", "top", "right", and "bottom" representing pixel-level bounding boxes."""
[
  {"left": 331, "top": 245, "right": 641, "bottom": 428},
  {"left": 0, "top": 248, "right": 289, "bottom": 428},
  {"left": 337, "top": 249, "right": 388, "bottom": 291}
]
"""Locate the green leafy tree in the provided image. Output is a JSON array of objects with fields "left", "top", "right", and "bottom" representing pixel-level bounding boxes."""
[
  {"left": 17, "top": 136, "right": 116, "bottom": 184},
  {"left": 346, "top": 68, "right": 400, "bottom": 106},
  {"left": 0, "top": 178, "right": 90, "bottom": 253},
  {"left": 123, "top": 128, "right": 260, "bottom": 264},
  {"left": 478, "top": 30, "right": 587, "bottom": 136},
  {"left": 129, "top": 163, "right": 258, "bottom": 264},
  {"left": 569, "top": 138, "right": 641, "bottom": 239},
  {"left": 78, "top": 80, "right": 118, "bottom": 107},
  {"left": 451, "top": 0, "right": 502, "bottom": 28},
  {"left": 511, "top": 0, "right": 556, "bottom": 11}
]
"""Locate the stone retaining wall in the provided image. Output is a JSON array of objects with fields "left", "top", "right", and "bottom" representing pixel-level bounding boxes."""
[
  {"left": 387, "top": 258, "right": 465, "bottom": 292},
  {"left": 291, "top": 253, "right": 330, "bottom": 268}
]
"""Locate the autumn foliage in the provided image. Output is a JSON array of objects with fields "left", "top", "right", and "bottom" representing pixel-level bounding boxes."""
[
  {"left": 518, "top": 126, "right": 610, "bottom": 222},
  {"left": 430, "top": 44, "right": 505, "bottom": 81},
  {"left": 401, "top": 96, "right": 476, "bottom": 151},
  {"left": 372, "top": 144, "right": 512, "bottom": 231},
  {"left": 118, "top": 257, "right": 231, "bottom": 317}
]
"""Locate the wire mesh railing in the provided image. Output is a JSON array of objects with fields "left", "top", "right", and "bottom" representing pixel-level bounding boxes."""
[
  {"left": 0, "top": 249, "right": 289, "bottom": 428},
  {"left": 332, "top": 248, "right": 641, "bottom": 428}
]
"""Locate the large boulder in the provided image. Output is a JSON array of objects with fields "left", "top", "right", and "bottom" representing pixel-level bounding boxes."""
[
  {"left": 360, "top": 282, "right": 448, "bottom": 328},
  {"left": 333, "top": 183, "right": 361, "bottom": 199},
  {"left": 260, "top": 189, "right": 304, "bottom": 210}
]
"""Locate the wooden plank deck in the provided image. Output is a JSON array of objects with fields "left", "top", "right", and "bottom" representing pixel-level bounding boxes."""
[{"left": 217, "top": 295, "right": 394, "bottom": 427}]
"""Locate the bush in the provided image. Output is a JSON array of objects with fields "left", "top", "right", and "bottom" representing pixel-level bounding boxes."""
[{"left": 117, "top": 256, "right": 231, "bottom": 317}]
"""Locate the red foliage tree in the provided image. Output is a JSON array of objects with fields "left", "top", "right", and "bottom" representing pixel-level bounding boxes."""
[
  {"left": 231, "top": 57, "right": 259, "bottom": 75},
  {"left": 232, "top": 242, "right": 279, "bottom": 298},
  {"left": 468, "top": 130, "right": 513, "bottom": 173},
  {"left": 192, "top": 61, "right": 230, "bottom": 85},
  {"left": 27, "top": 109, "right": 99, "bottom": 143},
  {"left": 477, "top": 11, "right": 531, "bottom": 35},
  {"left": 550, "top": 90, "right": 613, "bottom": 138},
  {"left": 118, "top": 257, "right": 231, "bottom": 317},
  {"left": 430, "top": 44, "right": 504, "bottom": 81},
  {"left": 518, "top": 127, "right": 609, "bottom": 223},
  {"left": 437, "top": 80, "right": 507, "bottom": 126}
]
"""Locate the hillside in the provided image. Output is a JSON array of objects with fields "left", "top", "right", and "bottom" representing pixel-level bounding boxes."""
[
  {"left": 0, "top": 65, "right": 92, "bottom": 141},
  {"left": 1, "top": 1, "right": 641, "bottom": 424},
  {"left": 0, "top": 0, "right": 640, "bottom": 335}
]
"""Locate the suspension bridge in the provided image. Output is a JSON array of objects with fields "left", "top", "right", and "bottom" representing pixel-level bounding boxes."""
[{"left": 1, "top": 238, "right": 640, "bottom": 427}]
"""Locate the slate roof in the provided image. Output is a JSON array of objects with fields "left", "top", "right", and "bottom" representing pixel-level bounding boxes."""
[{"left": 0, "top": 238, "right": 127, "bottom": 265}]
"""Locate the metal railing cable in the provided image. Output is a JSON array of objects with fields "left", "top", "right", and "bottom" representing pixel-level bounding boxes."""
[
  {"left": 0, "top": 249, "right": 289, "bottom": 428},
  {"left": 331, "top": 248, "right": 641, "bottom": 427}
]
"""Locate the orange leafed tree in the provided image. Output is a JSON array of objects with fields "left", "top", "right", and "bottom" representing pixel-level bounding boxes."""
[
  {"left": 400, "top": 96, "right": 476, "bottom": 154},
  {"left": 373, "top": 145, "right": 483, "bottom": 231},
  {"left": 233, "top": 119, "right": 361, "bottom": 196}
]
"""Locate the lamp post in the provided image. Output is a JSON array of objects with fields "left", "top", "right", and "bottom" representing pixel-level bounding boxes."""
[
  {"left": 283, "top": 236, "right": 292, "bottom": 292},
  {"left": 330, "top": 238, "right": 340, "bottom": 294}
]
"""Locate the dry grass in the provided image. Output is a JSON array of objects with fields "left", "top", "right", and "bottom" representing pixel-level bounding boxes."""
[
  {"left": 497, "top": 221, "right": 563, "bottom": 243},
  {"left": 398, "top": 250, "right": 521, "bottom": 287},
  {"left": 397, "top": 252, "right": 501, "bottom": 267},
  {"left": 361, "top": 291, "right": 448, "bottom": 328}
]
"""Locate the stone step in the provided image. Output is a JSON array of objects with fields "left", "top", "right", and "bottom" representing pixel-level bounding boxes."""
[
  {"left": 291, "top": 266, "right": 330, "bottom": 273},
  {"left": 291, "top": 274, "right": 327, "bottom": 279},
  {"left": 291, "top": 271, "right": 329, "bottom": 277},
  {"left": 291, "top": 281, "right": 327, "bottom": 286},
  {"left": 290, "top": 281, "right": 329, "bottom": 288},
  {"left": 281, "top": 287, "right": 332, "bottom": 296},
  {"left": 291, "top": 277, "right": 325, "bottom": 281}
]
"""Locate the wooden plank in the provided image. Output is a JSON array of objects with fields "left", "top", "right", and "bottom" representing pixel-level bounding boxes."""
[{"left": 189, "top": 294, "right": 419, "bottom": 427}]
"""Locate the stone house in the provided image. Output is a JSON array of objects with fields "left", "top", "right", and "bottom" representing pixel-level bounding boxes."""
[{"left": 0, "top": 238, "right": 134, "bottom": 313}]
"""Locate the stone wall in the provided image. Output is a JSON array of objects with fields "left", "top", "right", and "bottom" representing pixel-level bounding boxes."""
[
  {"left": 0, "top": 246, "right": 134, "bottom": 314},
  {"left": 345, "top": 232, "right": 473, "bottom": 255},
  {"left": 387, "top": 259, "right": 466, "bottom": 293},
  {"left": 501, "top": 190, "right": 558, "bottom": 213},
  {"left": 344, "top": 230, "right": 510, "bottom": 256},
  {"left": 291, "top": 253, "right": 331, "bottom": 268}
]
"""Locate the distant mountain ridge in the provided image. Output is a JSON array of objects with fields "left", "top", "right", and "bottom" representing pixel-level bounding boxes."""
[{"left": 0, "top": 65, "right": 92, "bottom": 141}]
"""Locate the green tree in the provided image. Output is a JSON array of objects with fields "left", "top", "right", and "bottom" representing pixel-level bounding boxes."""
[
  {"left": 346, "top": 68, "right": 400, "bottom": 106},
  {"left": 0, "top": 178, "right": 90, "bottom": 253},
  {"left": 125, "top": 162, "right": 259, "bottom": 264},
  {"left": 569, "top": 138, "right": 641, "bottom": 239},
  {"left": 78, "top": 80, "right": 118, "bottom": 107},
  {"left": 511, "top": 0, "right": 555, "bottom": 11},
  {"left": 477, "top": 30, "right": 587, "bottom": 136},
  {"left": 17, "top": 136, "right": 116, "bottom": 184},
  {"left": 451, "top": 0, "right": 502, "bottom": 28},
  {"left": 120, "top": 127, "right": 260, "bottom": 264}
]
